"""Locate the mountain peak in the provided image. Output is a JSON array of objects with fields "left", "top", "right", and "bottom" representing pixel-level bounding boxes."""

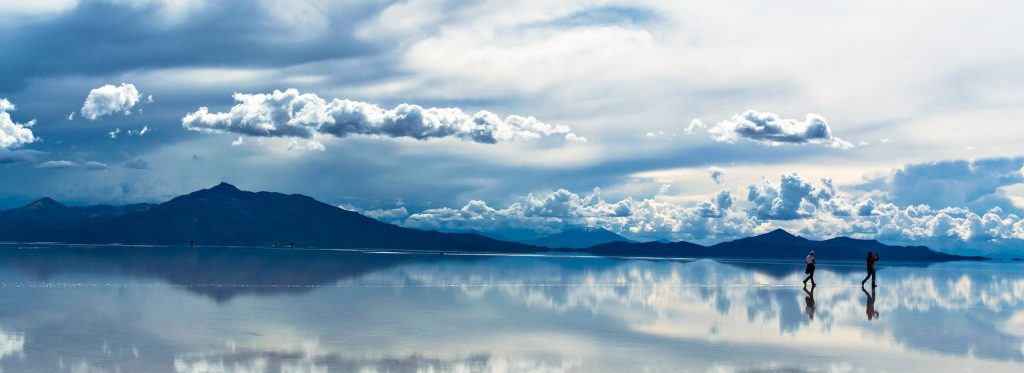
[
  {"left": 26, "top": 197, "right": 66, "bottom": 210},
  {"left": 760, "top": 228, "right": 797, "bottom": 239},
  {"left": 208, "top": 182, "right": 241, "bottom": 193}
]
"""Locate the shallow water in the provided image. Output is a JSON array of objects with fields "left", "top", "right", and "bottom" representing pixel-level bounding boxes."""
[{"left": 0, "top": 244, "right": 1021, "bottom": 372}]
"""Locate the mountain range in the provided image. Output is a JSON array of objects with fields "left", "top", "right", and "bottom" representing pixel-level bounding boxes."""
[
  {"left": 521, "top": 227, "right": 633, "bottom": 249},
  {"left": 0, "top": 183, "right": 985, "bottom": 261}
]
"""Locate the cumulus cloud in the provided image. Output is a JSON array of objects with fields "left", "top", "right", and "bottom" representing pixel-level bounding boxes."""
[
  {"left": 708, "top": 166, "right": 726, "bottom": 184},
  {"left": 182, "top": 89, "right": 579, "bottom": 146},
  {"left": 406, "top": 187, "right": 753, "bottom": 242},
  {"left": 80, "top": 83, "right": 142, "bottom": 120},
  {"left": 695, "top": 110, "right": 853, "bottom": 149},
  {"left": 697, "top": 190, "right": 734, "bottom": 218},
  {"left": 392, "top": 165, "right": 1024, "bottom": 255},
  {"left": 857, "top": 157, "right": 1024, "bottom": 214},
  {"left": 0, "top": 99, "right": 36, "bottom": 149},
  {"left": 747, "top": 173, "right": 836, "bottom": 220}
]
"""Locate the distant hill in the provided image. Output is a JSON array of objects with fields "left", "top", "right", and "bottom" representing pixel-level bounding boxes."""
[
  {"left": 523, "top": 227, "right": 632, "bottom": 249},
  {"left": 0, "top": 197, "right": 154, "bottom": 238},
  {"left": 0, "top": 184, "right": 985, "bottom": 261},
  {"left": 0, "top": 183, "right": 536, "bottom": 253},
  {"left": 584, "top": 228, "right": 985, "bottom": 261}
]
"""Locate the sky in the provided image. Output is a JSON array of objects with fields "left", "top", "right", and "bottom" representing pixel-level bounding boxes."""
[{"left": 2, "top": 0, "right": 1024, "bottom": 256}]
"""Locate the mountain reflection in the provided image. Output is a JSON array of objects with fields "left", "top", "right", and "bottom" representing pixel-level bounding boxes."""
[
  {"left": 0, "top": 244, "right": 464, "bottom": 302},
  {"left": 0, "top": 244, "right": 1022, "bottom": 371}
]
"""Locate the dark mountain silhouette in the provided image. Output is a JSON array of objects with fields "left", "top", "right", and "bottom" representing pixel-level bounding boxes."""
[
  {"left": 0, "top": 184, "right": 984, "bottom": 261},
  {"left": 439, "top": 227, "right": 545, "bottom": 242},
  {"left": 0, "top": 197, "right": 154, "bottom": 222},
  {"left": 436, "top": 228, "right": 515, "bottom": 242},
  {"left": 0, "top": 197, "right": 154, "bottom": 238},
  {"left": 0, "top": 183, "right": 536, "bottom": 253},
  {"left": 522, "top": 227, "right": 633, "bottom": 249},
  {"left": 584, "top": 228, "right": 984, "bottom": 261}
]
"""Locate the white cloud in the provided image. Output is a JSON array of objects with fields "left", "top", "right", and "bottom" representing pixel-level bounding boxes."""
[
  {"left": 407, "top": 186, "right": 753, "bottom": 242},
  {"left": 339, "top": 204, "right": 410, "bottom": 224},
  {"left": 84, "top": 161, "right": 108, "bottom": 171},
  {"left": 684, "top": 119, "right": 705, "bottom": 135},
  {"left": 657, "top": 184, "right": 671, "bottom": 195},
  {"left": 696, "top": 110, "right": 853, "bottom": 149},
  {"left": 399, "top": 169, "right": 1024, "bottom": 255},
  {"left": 37, "top": 160, "right": 78, "bottom": 169},
  {"left": 708, "top": 166, "right": 726, "bottom": 184},
  {"left": 125, "top": 125, "right": 150, "bottom": 137},
  {"left": 0, "top": 98, "right": 36, "bottom": 149},
  {"left": 747, "top": 173, "right": 836, "bottom": 220},
  {"left": 182, "top": 89, "right": 579, "bottom": 146},
  {"left": 81, "top": 83, "right": 142, "bottom": 120},
  {"left": 565, "top": 133, "right": 587, "bottom": 142},
  {"left": 109, "top": 128, "right": 121, "bottom": 139},
  {"left": 287, "top": 138, "right": 325, "bottom": 152}
]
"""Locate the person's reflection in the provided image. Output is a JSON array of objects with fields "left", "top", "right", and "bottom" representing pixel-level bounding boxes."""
[
  {"left": 803, "top": 286, "right": 816, "bottom": 320},
  {"left": 862, "top": 285, "right": 880, "bottom": 320}
]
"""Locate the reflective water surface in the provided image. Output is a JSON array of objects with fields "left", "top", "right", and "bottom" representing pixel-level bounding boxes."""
[{"left": 0, "top": 243, "right": 1022, "bottom": 372}]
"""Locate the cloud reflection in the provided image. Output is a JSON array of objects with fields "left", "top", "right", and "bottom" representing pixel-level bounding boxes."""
[
  {"left": 1, "top": 245, "right": 1023, "bottom": 370},
  {"left": 173, "top": 348, "right": 574, "bottom": 373},
  {"left": 384, "top": 258, "right": 1024, "bottom": 362},
  {"left": 0, "top": 328, "right": 24, "bottom": 361}
]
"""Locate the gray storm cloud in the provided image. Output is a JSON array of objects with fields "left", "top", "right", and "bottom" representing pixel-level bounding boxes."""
[
  {"left": 697, "top": 110, "right": 853, "bottom": 149},
  {"left": 182, "top": 89, "right": 580, "bottom": 145}
]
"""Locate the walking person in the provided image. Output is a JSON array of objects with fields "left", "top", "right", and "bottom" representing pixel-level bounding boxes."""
[
  {"left": 862, "top": 251, "right": 880, "bottom": 287},
  {"left": 803, "top": 250, "right": 816, "bottom": 287}
]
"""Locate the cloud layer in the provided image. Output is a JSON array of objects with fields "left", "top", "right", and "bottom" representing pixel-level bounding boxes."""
[
  {"left": 395, "top": 166, "right": 1024, "bottom": 257},
  {"left": 0, "top": 99, "right": 36, "bottom": 150},
  {"left": 80, "top": 83, "right": 143, "bottom": 120},
  {"left": 407, "top": 186, "right": 749, "bottom": 242},
  {"left": 858, "top": 157, "right": 1024, "bottom": 214},
  {"left": 694, "top": 110, "right": 853, "bottom": 149},
  {"left": 182, "top": 89, "right": 579, "bottom": 145}
]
